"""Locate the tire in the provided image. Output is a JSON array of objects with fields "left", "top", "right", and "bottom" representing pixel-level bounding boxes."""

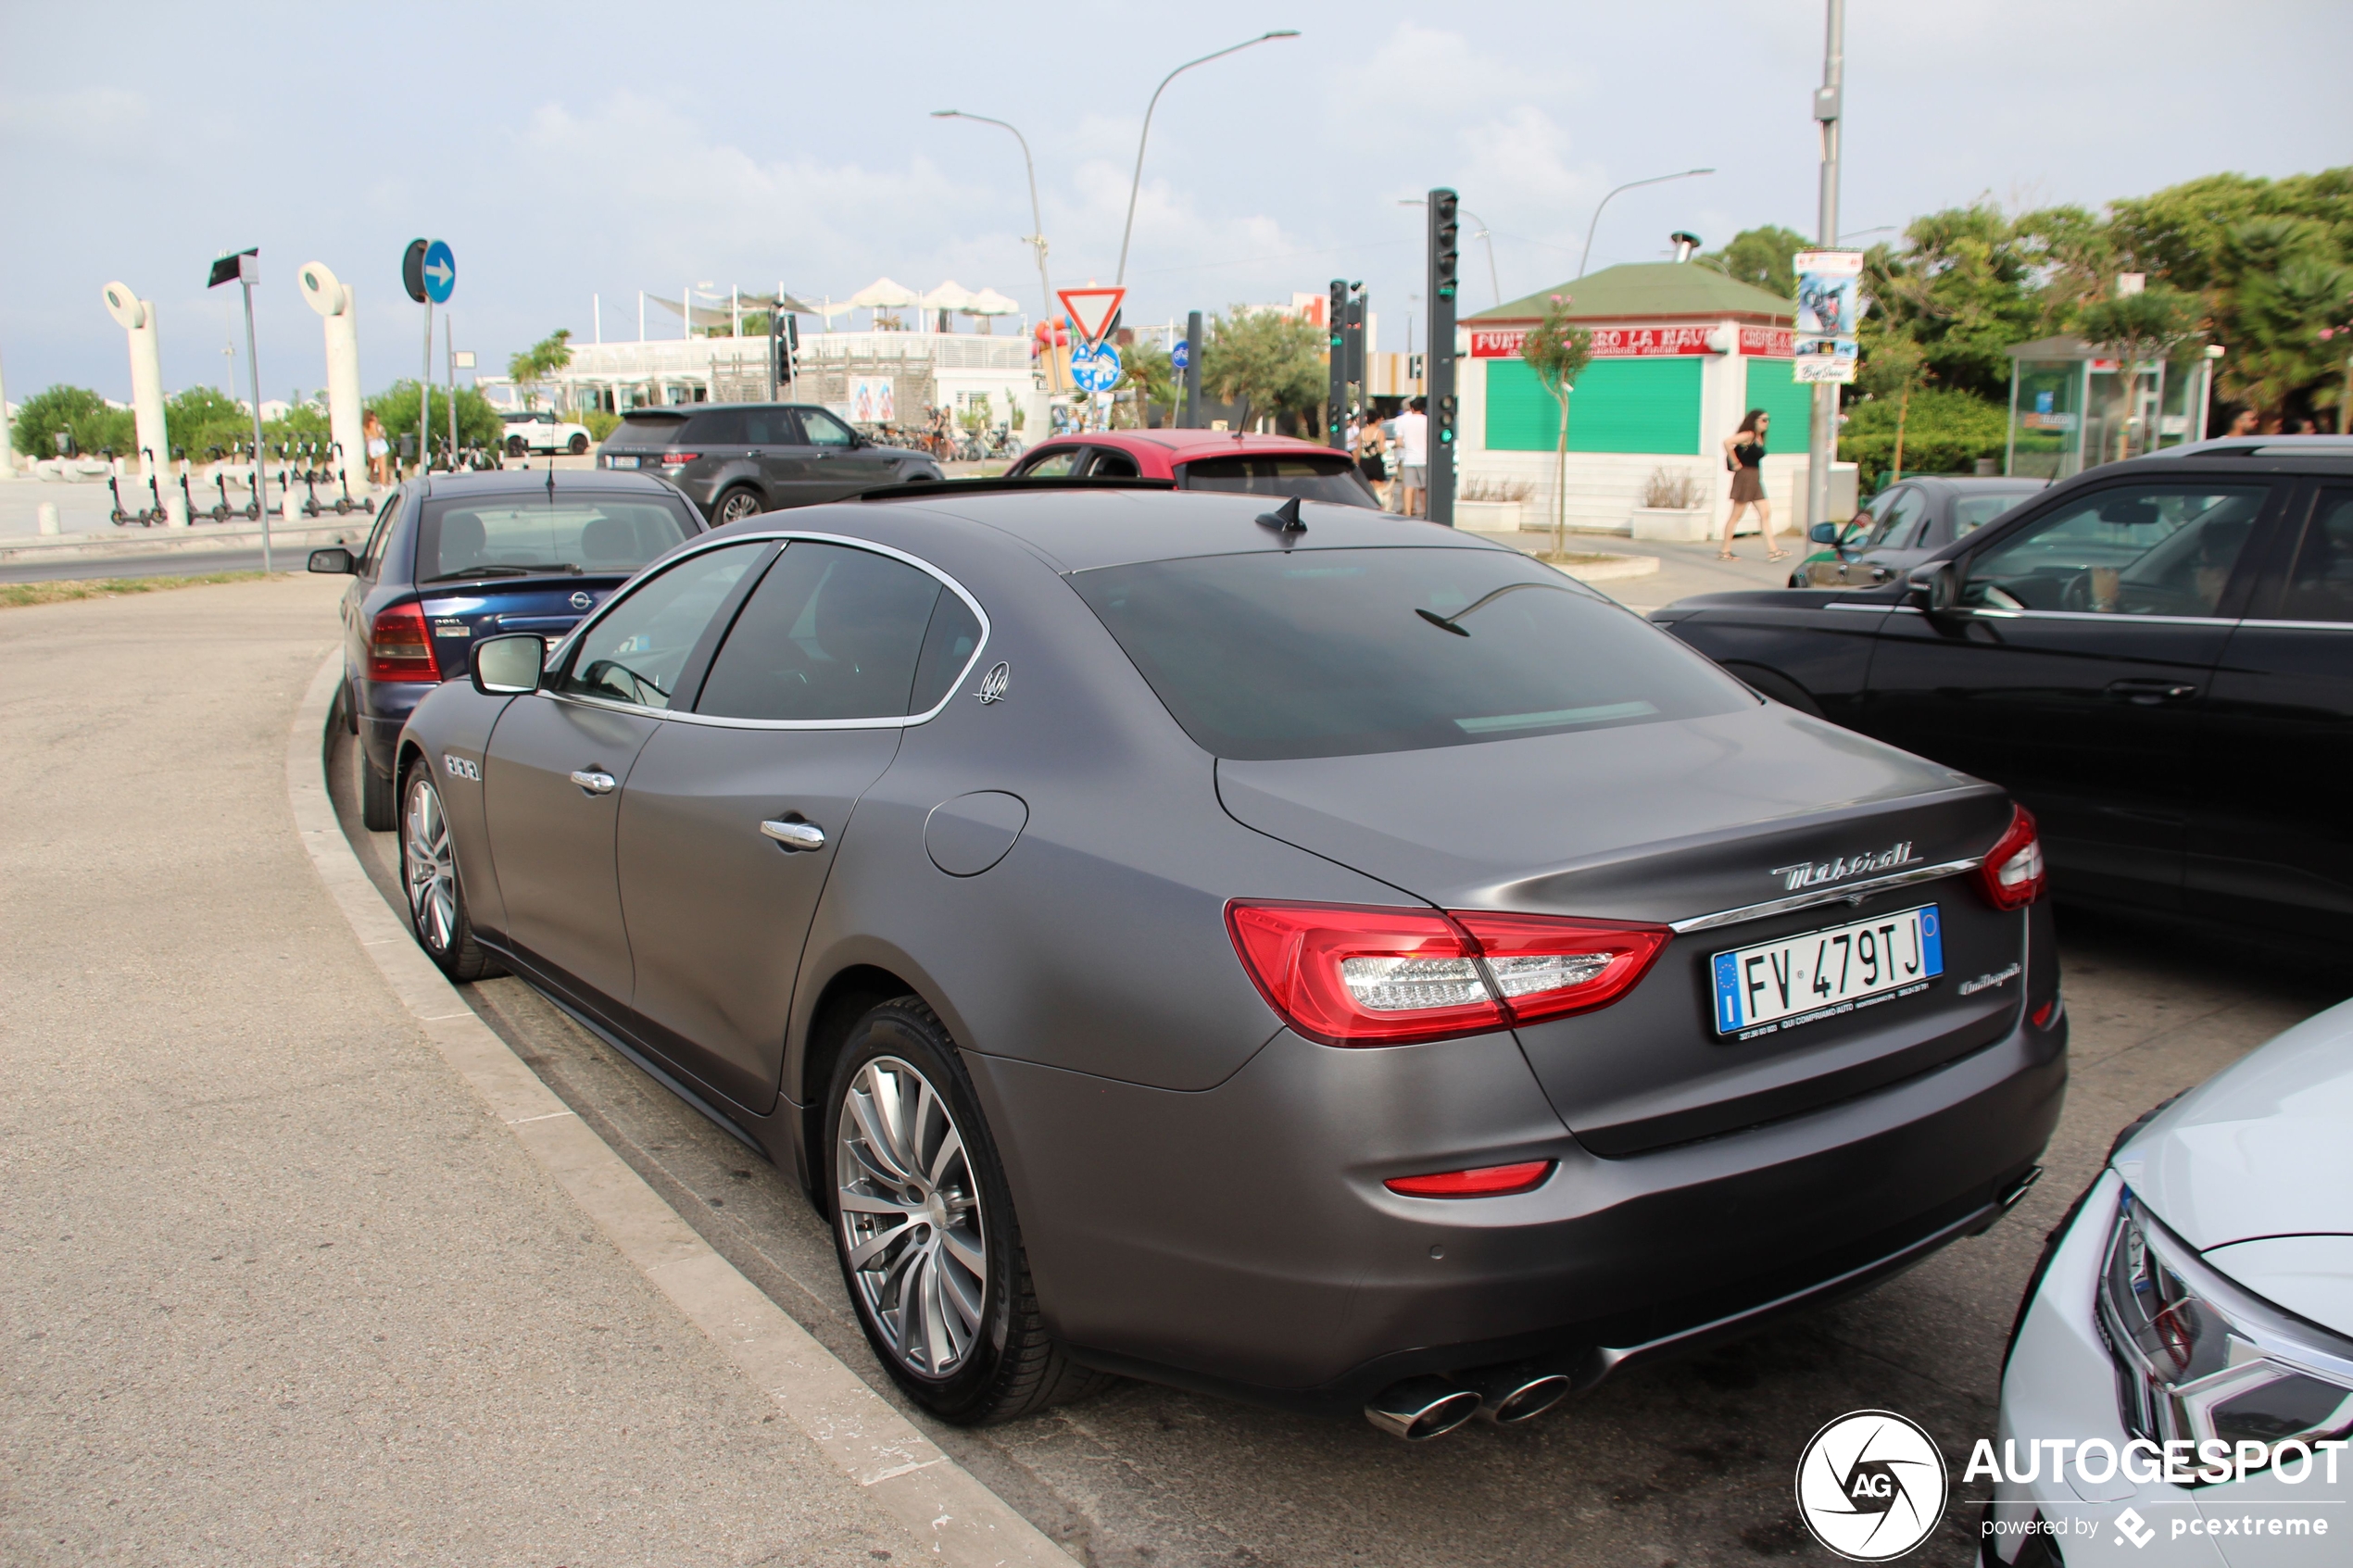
[
  {"left": 713, "top": 485, "right": 764, "bottom": 524},
  {"left": 360, "top": 755, "right": 397, "bottom": 832},
  {"left": 567, "top": 433, "right": 589, "bottom": 455},
  {"left": 506, "top": 436, "right": 528, "bottom": 458},
  {"left": 397, "top": 757, "right": 503, "bottom": 983},
  {"left": 826, "top": 998, "right": 1107, "bottom": 1425}
]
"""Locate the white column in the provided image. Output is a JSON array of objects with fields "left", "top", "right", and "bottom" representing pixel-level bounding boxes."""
[
  {"left": 323, "top": 286, "right": 365, "bottom": 495},
  {"left": 104, "top": 284, "right": 179, "bottom": 523},
  {"left": 0, "top": 337, "right": 15, "bottom": 479}
]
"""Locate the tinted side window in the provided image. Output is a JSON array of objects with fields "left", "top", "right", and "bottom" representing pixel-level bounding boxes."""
[
  {"left": 742, "top": 408, "right": 794, "bottom": 445},
  {"left": 359, "top": 491, "right": 402, "bottom": 577},
  {"left": 551, "top": 542, "right": 768, "bottom": 709},
  {"left": 684, "top": 409, "right": 748, "bottom": 445},
  {"left": 697, "top": 542, "right": 945, "bottom": 721},
  {"left": 1087, "top": 448, "right": 1140, "bottom": 478},
  {"left": 1864, "top": 487, "right": 1925, "bottom": 548},
  {"left": 1963, "top": 484, "right": 2270, "bottom": 617},
  {"left": 1020, "top": 448, "right": 1083, "bottom": 477},
  {"left": 2282, "top": 490, "right": 2353, "bottom": 622},
  {"left": 909, "top": 590, "right": 985, "bottom": 713}
]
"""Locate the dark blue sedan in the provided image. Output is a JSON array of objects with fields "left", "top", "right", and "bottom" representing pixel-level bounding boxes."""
[{"left": 308, "top": 469, "right": 707, "bottom": 828}]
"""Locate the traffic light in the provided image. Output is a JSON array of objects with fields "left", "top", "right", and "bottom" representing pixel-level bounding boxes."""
[
  {"left": 1327, "top": 279, "right": 1349, "bottom": 447},
  {"left": 1436, "top": 394, "right": 1457, "bottom": 447},
  {"left": 1344, "top": 288, "right": 1365, "bottom": 385},
  {"left": 1430, "top": 191, "right": 1460, "bottom": 304}
]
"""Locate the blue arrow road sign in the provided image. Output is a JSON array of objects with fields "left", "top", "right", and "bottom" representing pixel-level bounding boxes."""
[
  {"left": 1070, "top": 341, "right": 1120, "bottom": 394},
  {"left": 422, "top": 240, "right": 455, "bottom": 304}
]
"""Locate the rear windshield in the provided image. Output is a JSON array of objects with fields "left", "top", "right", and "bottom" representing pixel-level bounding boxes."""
[
  {"left": 606, "top": 415, "right": 691, "bottom": 449},
  {"left": 417, "top": 495, "right": 696, "bottom": 583},
  {"left": 1179, "top": 455, "right": 1379, "bottom": 508},
  {"left": 1072, "top": 547, "right": 1751, "bottom": 759},
  {"left": 1954, "top": 492, "right": 2035, "bottom": 536}
]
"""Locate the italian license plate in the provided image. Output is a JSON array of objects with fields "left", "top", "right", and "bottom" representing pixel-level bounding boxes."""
[
  {"left": 606, "top": 455, "right": 639, "bottom": 469},
  {"left": 1711, "top": 904, "right": 1942, "bottom": 1037}
]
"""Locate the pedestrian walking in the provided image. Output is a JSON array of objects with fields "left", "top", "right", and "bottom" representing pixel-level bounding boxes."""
[
  {"left": 1718, "top": 409, "right": 1786, "bottom": 561},
  {"left": 1354, "top": 411, "right": 1390, "bottom": 509},
  {"left": 2224, "top": 408, "right": 2259, "bottom": 437},
  {"left": 363, "top": 409, "right": 390, "bottom": 487},
  {"left": 1393, "top": 397, "right": 1429, "bottom": 517}
]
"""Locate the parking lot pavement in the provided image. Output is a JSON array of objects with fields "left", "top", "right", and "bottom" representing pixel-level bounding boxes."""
[
  {"left": 333, "top": 721, "right": 2350, "bottom": 1566},
  {"left": 0, "top": 575, "right": 922, "bottom": 1566}
]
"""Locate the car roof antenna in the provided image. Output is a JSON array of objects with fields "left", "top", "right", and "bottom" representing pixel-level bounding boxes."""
[{"left": 1254, "top": 496, "right": 1305, "bottom": 533}]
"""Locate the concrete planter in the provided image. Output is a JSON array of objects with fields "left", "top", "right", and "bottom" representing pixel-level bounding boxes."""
[
  {"left": 1629, "top": 505, "right": 1713, "bottom": 542},
  {"left": 1455, "top": 499, "right": 1525, "bottom": 532}
]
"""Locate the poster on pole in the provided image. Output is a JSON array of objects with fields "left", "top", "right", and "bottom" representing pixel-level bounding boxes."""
[
  {"left": 1793, "top": 250, "right": 1865, "bottom": 383},
  {"left": 850, "top": 377, "right": 896, "bottom": 424}
]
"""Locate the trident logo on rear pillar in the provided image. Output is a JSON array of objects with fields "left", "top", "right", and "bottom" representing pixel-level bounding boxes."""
[{"left": 975, "top": 662, "right": 1010, "bottom": 705}]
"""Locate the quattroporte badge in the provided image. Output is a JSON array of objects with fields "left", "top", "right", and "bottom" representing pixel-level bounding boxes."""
[{"left": 976, "top": 662, "right": 1010, "bottom": 705}]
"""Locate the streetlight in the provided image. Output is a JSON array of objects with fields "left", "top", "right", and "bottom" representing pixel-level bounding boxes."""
[
  {"left": 1576, "top": 168, "right": 1715, "bottom": 278},
  {"left": 932, "top": 109, "right": 1065, "bottom": 391},
  {"left": 1114, "top": 31, "right": 1301, "bottom": 286},
  {"left": 1400, "top": 198, "right": 1502, "bottom": 307}
]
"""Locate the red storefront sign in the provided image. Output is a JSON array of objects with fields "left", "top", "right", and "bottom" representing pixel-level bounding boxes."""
[{"left": 1468, "top": 323, "right": 1795, "bottom": 358}]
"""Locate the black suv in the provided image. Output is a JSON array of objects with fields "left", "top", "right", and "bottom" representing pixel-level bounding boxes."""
[
  {"left": 598, "top": 404, "right": 942, "bottom": 522},
  {"left": 1653, "top": 436, "right": 2353, "bottom": 942}
]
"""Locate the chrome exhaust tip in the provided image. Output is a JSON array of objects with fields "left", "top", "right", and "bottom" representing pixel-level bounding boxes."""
[
  {"left": 1464, "top": 1366, "right": 1573, "bottom": 1425},
  {"left": 1999, "top": 1165, "right": 2045, "bottom": 1210},
  {"left": 1363, "top": 1376, "right": 1481, "bottom": 1441}
]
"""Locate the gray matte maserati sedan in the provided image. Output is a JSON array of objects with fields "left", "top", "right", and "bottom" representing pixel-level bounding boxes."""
[{"left": 391, "top": 481, "right": 2066, "bottom": 1440}]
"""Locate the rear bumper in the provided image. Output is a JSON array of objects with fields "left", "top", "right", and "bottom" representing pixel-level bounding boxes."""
[
  {"left": 354, "top": 673, "right": 436, "bottom": 775},
  {"left": 975, "top": 1001, "right": 2066, "bottom": 1415}
]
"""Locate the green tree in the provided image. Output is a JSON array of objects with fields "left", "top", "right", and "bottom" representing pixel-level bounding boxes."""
[
  {"left": 365, "top": 382, "right": 507, "bottom": 464},
  {"left": 1199, "top": 307, "right": 1326, "bottom": 433},
  {"left": 1518, "top": 294, "right": 1594, "bottom": 554},
  {"left": 1853, "top": 332, "right": 1929, "bottom": 481},
  {"left": 11, "top": 384, "right": 133, "bottom": 460},
  {"left": 165, "top": 386, "right": 258, "bottom": 460},
  {"left": 507, "top": 330, "right": 575, "bottom": 409},
  {"left": 1859, "top": 205, "right": 2045, "bottom": 400},
  {"left": 2075, "top": 285, "right": 2204, "bottom": 461},
  {"left": 2206, "top": 219, "right": 2353, "bottom": 422},
  {"left": 1698, "top": 225, "right": 1812, "bottom": 296},
  {"left": 1839, "top": 387, "right": 2008, "bottom": 491},
  {"left": 1116, "top": 340, "right": 1176, "bottom": 426}
]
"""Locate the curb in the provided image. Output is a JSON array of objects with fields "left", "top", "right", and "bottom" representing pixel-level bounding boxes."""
[
  {"left": 283, "top": 651, "right": 1077, "bottom": 1568},
  {"left": 3, "top": 517, "right": 371, "bottom": 567}
]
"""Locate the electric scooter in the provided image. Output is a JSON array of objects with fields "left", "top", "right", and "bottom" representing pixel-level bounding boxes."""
[
  {"left": 175, "top": 446, "right": 200, "bottom": 522},
  {"left": 328, "top": 443, "right": 359, "bottom": 513},
  {"left": 203, "top": 446, "right": 234, "bottom": 521},
  {"left": 296, "top": 443, "right": 327, "bottom": 518},
  {"left": 104, "top": 448, "right": 170, "bottom": 526}
]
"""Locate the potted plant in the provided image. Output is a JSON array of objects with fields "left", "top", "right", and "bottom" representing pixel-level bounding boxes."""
[
  {"left": 1455, "top": 475, "right": 1533, "bottom": 532},
  {"left": 1629, "top": 467, "right": 1712, "bottom": 541}
]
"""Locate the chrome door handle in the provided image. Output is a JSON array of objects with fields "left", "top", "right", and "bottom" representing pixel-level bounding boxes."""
[
  {"left": 2105, "top": 679, "right": 2198, "bottom": 704},
  {"left": 761, "top": 819, "right": 825, "bottom": 851},
  {"left": 570, "top": 769, "right": 617, "bottom": 795}
]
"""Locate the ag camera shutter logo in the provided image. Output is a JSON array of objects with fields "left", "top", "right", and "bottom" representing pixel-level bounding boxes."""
[{"left": 1795, "top": 1410, "right": 1949, "bottom": 1561}]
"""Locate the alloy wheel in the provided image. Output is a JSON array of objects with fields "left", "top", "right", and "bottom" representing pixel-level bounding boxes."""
[
  {"left": 718, "top": 490, "right": 761, "bottom": 523},
  {"left": 836, "top": 1056, "right": 988, "bottom": 1377},
  {"left": 403, "top": 774, "right": 458, "bottom": 954}
]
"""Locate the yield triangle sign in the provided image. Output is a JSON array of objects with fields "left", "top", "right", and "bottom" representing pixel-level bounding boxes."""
[{"left": 1058, "top": 286, "right": 1126, "bottom": 346}]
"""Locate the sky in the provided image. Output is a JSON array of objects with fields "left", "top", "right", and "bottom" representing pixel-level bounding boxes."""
[{"left": 2, "top": 0, "right": 2347, "bottom": 404}]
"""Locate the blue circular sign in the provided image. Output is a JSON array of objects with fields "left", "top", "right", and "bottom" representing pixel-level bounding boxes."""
[
  {"left": 1070, "top": 342, "right": 1120, "bottom": 394},
  {"left": 422, "top": 239, "right": 456, "bottom": 304},
  {"left": 1171, "top": 339, "right": 1190, "bottom": 371}
]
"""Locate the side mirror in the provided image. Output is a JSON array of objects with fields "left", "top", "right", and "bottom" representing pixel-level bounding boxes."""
[
  {"left": 1807, "top": 521, "right": 1842, "bottom": 545},
  {"left": 471, "top": 633, "right": 547, "bottom": 696},
  {"left": 308, "top": 546, "right": 356, "bottom": 574},
  {"left": 1906, "top": 560, "right": 1957, "bottom": 612}
]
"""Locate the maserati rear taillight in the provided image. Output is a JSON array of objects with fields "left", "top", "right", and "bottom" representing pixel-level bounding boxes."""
[
  {"left": 366, "top": 601, "right": 441, "bottom": 683},
  {"left": 1225, "top": 901, "right": 1670, "bottom": 1047},
  {"left": 1975, "top": 805, "right": 2047, "bottom": 910}
]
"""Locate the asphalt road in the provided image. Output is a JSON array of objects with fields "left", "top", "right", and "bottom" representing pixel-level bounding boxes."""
[
  {"left": 333, "top": 720, "right": 2352, "bottom": 1566},
  {"left": 1, "top": 576, "right": 919, "bottom": 1566}
]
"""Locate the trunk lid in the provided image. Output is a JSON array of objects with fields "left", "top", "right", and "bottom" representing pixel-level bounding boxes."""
[
  {"left": 1217, "top": 707, "right": 2031, "bottom": 1151},
  {"left": 419, "top": 578, "right": 626, "bottom": 674}
]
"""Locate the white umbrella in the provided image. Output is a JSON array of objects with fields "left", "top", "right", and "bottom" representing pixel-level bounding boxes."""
[
  {"left": 961, "top": 288, "right": 1021, "bottom": 316},
  {"left": 849, "top": 277, "right": 919, "bottom": 308},
  {"left": 919, "top": 280, "right": 976, "bottom": 311}
]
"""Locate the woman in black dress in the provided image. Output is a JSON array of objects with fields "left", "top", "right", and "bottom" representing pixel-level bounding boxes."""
[{"left": 1718, "top": 408, "right": 1786, "bottom": 561}]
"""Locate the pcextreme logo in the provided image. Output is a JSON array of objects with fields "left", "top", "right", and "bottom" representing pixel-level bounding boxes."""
[{"left": 1796, "top": 1410, "right": 1950, "bottom": 1561}]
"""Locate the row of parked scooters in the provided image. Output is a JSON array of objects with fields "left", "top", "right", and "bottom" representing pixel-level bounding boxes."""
[{"left": 105, "top": 436, "right": 510, "bottom": 527}]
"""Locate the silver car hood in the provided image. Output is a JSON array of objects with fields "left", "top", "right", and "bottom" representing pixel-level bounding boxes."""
[
  {"left": 1214, "top": 706, "right": 2006, "bottom": 925},
  {"left": 2113, "top": 997, "right": 2353, "bottom": 1257}
]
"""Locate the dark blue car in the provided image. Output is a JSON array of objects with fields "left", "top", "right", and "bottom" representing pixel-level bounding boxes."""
[{"left": 308, "top": 469, "right": 708, "bottom": 828}]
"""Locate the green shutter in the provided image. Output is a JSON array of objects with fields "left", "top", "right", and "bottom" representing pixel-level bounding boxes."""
[
  {"left": 1483, "top": 358, "right": 1702, "bottom": 454},
  {"left": 1742, "top": 358, "right": 1815, "bottom": 452}
]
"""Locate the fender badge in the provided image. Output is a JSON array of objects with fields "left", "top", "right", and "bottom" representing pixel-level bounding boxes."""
[
  {"left": 442, "top": 753, "right": 481, "bottom": 782},
  {"left": 975, "top": 661, "right": 1010, "bottom": 705}
]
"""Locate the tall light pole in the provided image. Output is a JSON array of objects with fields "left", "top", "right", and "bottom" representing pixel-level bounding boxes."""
[
  {"left": 933, "top": 108, "right": 1066, "bottom": 393},
  {"left": 1809, "top": 0, "right": 1845, "bottom": 535},
  {"left": 1399, "top": 200, "right": 1503, "bottom": 307},
  {"left": 1114, "top": 31, "right": 1300, "bottom": 287},
  {"left": 1576, "top": 168, "right": 1715, "bottom": 278}
]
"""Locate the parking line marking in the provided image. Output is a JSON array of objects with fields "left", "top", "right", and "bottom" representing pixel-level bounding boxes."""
[{"left": 283, "top": 651, "right": 1077, "bottom": 1568}]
